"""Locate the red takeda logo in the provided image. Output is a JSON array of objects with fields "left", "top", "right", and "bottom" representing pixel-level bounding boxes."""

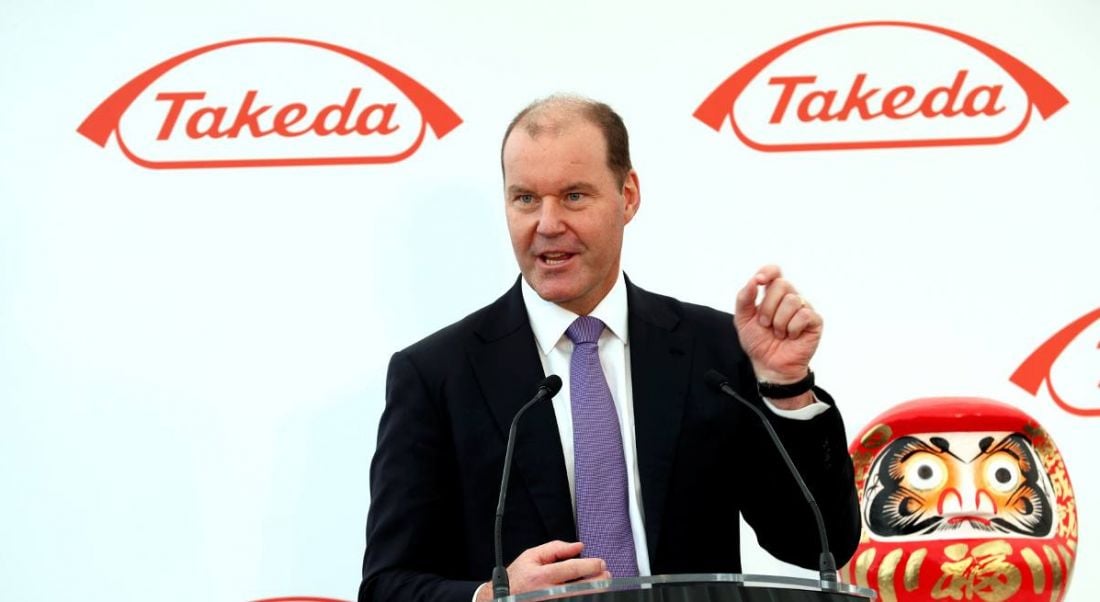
[
  {"left": 77, "top": 37, "right": 461, "bottom": 168},
  {"left": 1011, "top": 308, "right": 1100, "bottom": 417},
  {"left": 694, "top": 21, "right": 1067, "bottom": 151}
]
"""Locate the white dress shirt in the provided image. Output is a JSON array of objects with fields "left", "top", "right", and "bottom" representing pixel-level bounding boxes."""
[
  {"left": 473, "top": 273, "right": 830, "bottom": 599},
  {"left": 518, "top": 272, "right": 830, "bottom": 574}
]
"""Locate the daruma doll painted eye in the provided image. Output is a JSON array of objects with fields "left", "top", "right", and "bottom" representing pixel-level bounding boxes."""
[{"left": 842, "top": 398, "right": 1078, "bottom": 602}]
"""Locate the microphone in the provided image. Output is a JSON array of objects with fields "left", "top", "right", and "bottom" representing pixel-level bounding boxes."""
[
  {"left": 492, "top": 374, "right": 564, "bottom": 600},
  {"left": 703, "top": 369, "right": 838, "bottom": 584}
]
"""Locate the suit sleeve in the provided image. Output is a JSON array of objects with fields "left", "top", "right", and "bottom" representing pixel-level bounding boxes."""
[
  {"left": 735, "top": 373, "right": 862, "bottom": 570},
  {"left": 359, "top": 351, "right": 483, "bottom": 602}
]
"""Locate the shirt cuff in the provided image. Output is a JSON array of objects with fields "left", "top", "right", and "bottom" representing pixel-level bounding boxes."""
[
  {"left": 761, "top": 392, "right": 831, "bottom": 420},
  {"left": 473, "top": 582, "right": 490, "bottom": 602}
]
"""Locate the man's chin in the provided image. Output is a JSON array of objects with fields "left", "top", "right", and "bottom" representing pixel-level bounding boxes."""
[
  {"left": 533, "top": 287, "right": 577, "bottom": 306},
  {"left": 527, "top": 278, "right": 580, "bottom": 305}
]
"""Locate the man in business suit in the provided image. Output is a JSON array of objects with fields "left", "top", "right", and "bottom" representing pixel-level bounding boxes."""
[{"left": 359, "top": 96, "right": 860, "bottom": 602}]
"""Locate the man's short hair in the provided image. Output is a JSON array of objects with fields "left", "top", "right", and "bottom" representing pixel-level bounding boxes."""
[{"left": 501, "top": 95, "right": 633, "bottom": 188}]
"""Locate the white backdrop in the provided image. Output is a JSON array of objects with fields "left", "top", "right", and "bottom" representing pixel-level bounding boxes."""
[{"left": 2, "top": 1, "right": 1097, "bottom": 600}]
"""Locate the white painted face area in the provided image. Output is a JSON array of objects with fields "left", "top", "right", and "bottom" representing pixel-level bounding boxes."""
[{"left": 863, "top": 431, "right": 1058, "bottom": 542}]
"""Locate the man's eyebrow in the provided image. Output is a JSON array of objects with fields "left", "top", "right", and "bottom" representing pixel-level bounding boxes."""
[
  {"left": 506, "top": 185, "right": 534, "bottom": 196},
  {"left": 506, "top": 182, "right": 598, "bottom": 196},
  {"left": 560, "top": 181, "right": 597, "bottom": 193}
]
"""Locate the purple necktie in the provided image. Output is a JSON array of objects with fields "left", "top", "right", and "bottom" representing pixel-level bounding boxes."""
[{"left": 566, "top": 316, "right": 639, "bottom": 578}]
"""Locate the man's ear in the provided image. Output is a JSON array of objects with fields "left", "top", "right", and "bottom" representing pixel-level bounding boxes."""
[{"left": 622, "top": 169, "right": 641, "bottom": 224}]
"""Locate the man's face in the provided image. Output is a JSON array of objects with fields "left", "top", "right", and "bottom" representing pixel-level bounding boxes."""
[{"left": 502, "top": 120, "right": 639, "bottom": 315}]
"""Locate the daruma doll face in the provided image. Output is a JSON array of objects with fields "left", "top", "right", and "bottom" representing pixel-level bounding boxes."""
[{"left": 843, "top": 398, "right": 1077, "bottom": 602}]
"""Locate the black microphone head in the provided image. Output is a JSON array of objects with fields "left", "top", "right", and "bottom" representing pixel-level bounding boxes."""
[
  {"left": 539, "top": 374, "right": 563, "bottom": 397},
  {"left": 704, "top": 369, "right": 729, "bottom": 391}
]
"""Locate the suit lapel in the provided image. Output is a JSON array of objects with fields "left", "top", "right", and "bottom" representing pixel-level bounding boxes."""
[
  {"left": 470, "top": 279, "right": 576, "bottom": 543},
  {"left": 626, "top": 277, "right": 692, "bottom": 562}
]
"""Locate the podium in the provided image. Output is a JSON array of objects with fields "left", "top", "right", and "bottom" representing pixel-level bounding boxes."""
[{"left": 501, "top": 573, "right": 876, "bottom": 601}]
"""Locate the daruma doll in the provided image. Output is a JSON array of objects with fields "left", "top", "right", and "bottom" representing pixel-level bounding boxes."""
[{"left": 842, "top": 398, "right": 1077, "bottom": 601}]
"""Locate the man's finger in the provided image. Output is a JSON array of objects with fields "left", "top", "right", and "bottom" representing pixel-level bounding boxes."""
[
  {"left": 572, "top": 570, "right": 613, "bottom": 584},
  {"left": 757, "top": 278, "right": 796, "bottom": 328},
  {"left": 771, "top": 293, "right": 805, "bottom": 338},
  {"left": 754, "top": 264, "right": 782, "bottom": 284},
  {"left": 734, "top": 274, "right": 759, "bottom": 318},
  {"left": 541, "top": 557, "right": 607, "bottom": 584},
  {"left": 787, "top": 307, "right": 823, "bottom": 339},
  {"left": 528, "top": 540, "right": 584, "bottom": 564}
]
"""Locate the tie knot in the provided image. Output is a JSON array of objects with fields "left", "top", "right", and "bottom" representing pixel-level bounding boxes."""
[{"left": 566, "top": 316, "right": 606, "bottom": 345}]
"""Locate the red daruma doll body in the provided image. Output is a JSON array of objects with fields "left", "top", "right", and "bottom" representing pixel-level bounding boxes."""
[{"left": 842, "top": 398, "right": 1077, "bottom": 601}]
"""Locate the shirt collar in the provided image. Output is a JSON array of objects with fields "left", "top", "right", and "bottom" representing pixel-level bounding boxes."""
[{"left": 520, "top": 272, "right": 629, "bottom": 356}]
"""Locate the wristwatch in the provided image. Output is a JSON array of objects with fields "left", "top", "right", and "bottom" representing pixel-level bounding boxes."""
[{"left": 757, "top": 369, "right": 814, "bottom": 399}]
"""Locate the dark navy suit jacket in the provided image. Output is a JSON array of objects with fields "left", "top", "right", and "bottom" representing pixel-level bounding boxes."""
[{"left": 359, "top": 277, "right": 860, "bottom": 601}]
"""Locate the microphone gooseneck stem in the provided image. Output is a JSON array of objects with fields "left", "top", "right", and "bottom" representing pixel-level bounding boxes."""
[
  {"left": 706, "top": 370, "right": 837, "bottom": 583},
  {"left": 492, "top": 375, "right": 562, "bottom": 600},
  {"left": 492, "top": 401, "right": 532, "bottom": 598}
]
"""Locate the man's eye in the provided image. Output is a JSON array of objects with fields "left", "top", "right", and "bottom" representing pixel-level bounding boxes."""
[
  {"left": 516, "top": 194, "right": 535, "bottom": 204},
  {"left": 566, "top": 192, "right": 583, "bottom": 201}
]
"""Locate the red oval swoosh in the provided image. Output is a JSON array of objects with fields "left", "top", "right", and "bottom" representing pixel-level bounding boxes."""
[
  {"left": 693, "top": 21, "right": 1067, "bottom": 132},
  {"left": 1011, "top": 307, "right": 1100, "bottom": 417},
  {"left": 78, "top": 37, "right": 461, "bottom": 148}
]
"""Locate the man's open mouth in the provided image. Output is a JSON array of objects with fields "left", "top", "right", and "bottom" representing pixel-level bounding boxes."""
[{"left": 539, "top": 252, "right": 575, "bottom": 266}]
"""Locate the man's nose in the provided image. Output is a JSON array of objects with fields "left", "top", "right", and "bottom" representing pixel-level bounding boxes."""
[{"left": 535, "top": 197, "right": 567, "bottom": 236}]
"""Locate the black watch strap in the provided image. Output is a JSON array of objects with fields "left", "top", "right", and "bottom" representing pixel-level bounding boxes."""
[{"left": 757, "top": 369, "right": 814, "bottom": 399}]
